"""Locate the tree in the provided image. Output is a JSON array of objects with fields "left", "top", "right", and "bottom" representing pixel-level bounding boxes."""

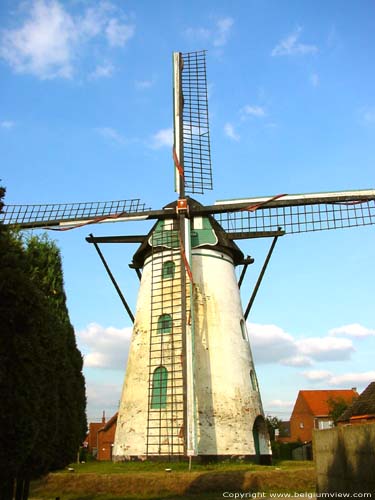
[
  {"left": 327, "top": 396, "right": 350, "bottom": 425},
  {"left": 266, "top": 415, "right": 283, "bottom": 441},
  {"left": 24, "top": 234, "right": 87, "bottom": 468},
  {"left": 0, "top": 188, "right": 86, "bottom": 499},
  {"left": 0, "top": 227, "right": 45, "bottom": 499}
]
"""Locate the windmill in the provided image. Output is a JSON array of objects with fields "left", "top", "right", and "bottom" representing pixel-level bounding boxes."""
[{"left": 2, "top": 50, "right": 375, "bottom": 464}]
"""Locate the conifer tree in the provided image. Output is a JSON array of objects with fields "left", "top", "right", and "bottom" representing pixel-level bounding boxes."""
[{"left": 0, "top": 187, "right": 86, "bottom": 500}]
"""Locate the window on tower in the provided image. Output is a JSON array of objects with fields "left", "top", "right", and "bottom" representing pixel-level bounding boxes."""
[
  {"left": 250, "top": 370, "right": 258, "bottom": 391},
  {"left": 240, "top": 319, "right": 248, "bottom": 341},
  {"left": 163, "top": 219, "right": 179, "bottom": 231},
  {"left": 162, "top": 260, "right": 175, "bottom": 279},
  {"left": 151, "top": 366, "right": 168, "bottom": 409},
  {"left": 157, "top": 313, "right": 172, "bottom": 334}
]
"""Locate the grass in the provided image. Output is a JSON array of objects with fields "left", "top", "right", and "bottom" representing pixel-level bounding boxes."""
[
  {"left": 30, "top": 460, "right": 316, "bottom": 500},
  {"left": 56, "top": 459, "right": 313, "bottom": 474}
]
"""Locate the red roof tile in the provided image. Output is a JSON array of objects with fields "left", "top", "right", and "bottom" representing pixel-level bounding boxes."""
[
  {"left": 99, "top": 412, "right": 118, "bottom": 432},
  {"left": 299, "top": 389, "right": 358, "bottom": 416},
  {"left": 338, "top": 381, "right": 375, "bottom": 422}
]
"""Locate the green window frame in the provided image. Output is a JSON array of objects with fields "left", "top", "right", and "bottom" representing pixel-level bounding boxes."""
[
  {"left": 151, "top": 366, "right": 168, "bottom": 409},
  {"left": 162, "top": 260, "right": 175, "bottom": 279},
  {"left": 157, "top": 313, "right": 172, "bottom": 334}
]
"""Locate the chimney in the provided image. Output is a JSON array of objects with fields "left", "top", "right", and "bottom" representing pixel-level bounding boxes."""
[
  {"left": 351, "top": 387, "right": 357, "bottom": 393},
  {"left": 102, "top": 410, "right": 106, "bottom": 424}
]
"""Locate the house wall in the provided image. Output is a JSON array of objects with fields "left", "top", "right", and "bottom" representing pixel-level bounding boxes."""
[
  {"left": 87, "top": 422, "right": 103, "bottom": 456},
  {"left": 313, "top": 423, "right": 375, "bottom": 494},
  {"left": 97, "top": 423, "right": 117, "bottom": 461},
  {"left": 338, "top": 416, "right": 375, "bottom": 426},
  {"left": 289, "top": 395, "right": 315, "bottom": 442}
]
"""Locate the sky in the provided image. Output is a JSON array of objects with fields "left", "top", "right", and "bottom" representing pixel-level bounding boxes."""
[{"left": 1, "top": 0, "right": 374, "bottom": 423}]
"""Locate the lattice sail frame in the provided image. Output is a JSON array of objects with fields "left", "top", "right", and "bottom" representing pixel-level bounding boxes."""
[
  {"left": 174, "top": 50, "right": 213, "bottom": 196},
  {"left": 214, "top": 191, "right": 375, "bottom": 235},
  {"left": 1, "top": 199, "right": 150, "bottom": 229}
]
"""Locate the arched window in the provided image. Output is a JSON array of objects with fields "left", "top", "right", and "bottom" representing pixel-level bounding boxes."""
[
  {"left": 157, "top": 314, "right": 172, "bottom": 334},
  {"left": 240, "top": 319, "right": 247, "bottom": 340},
  {"left": 162, "top": 260, "right": 175, "bottom": 279},
  {"left": 250, "top": 370, "right": 258, "bottom": 391},
  {"left": 151, "top": 366, "right": 168, "bottom": 409}
]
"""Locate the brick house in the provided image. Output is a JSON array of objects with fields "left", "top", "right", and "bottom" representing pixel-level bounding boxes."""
[
  {"left": 337, "top": 381, "right": 375, "bottom": 425},
  {"left": 84, "top": 412, "right": 106, "bottom": 458},
  {"left": 83, "top": 411, "right": 118, "bottom": 460},
  {"left": 97, "top": 412, "right": 118, "bottom": 461},
  {"left": 279, "top": 389, "right": 358, "bottom": 443}
]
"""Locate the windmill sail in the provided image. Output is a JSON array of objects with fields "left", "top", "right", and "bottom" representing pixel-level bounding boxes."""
[
  {"left": 1, "top": 198, "right": 151, "bottom": 229},
  {"left": 213, "top": 189, "right": 375, "bottom": 236},
  {"left": 173, "top": 50, "right": 212, "bottom": 196}
]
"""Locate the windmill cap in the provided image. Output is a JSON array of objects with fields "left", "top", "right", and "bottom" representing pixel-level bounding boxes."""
[{"left": 131, "top": 197, "right": 245, "bottom": 268}]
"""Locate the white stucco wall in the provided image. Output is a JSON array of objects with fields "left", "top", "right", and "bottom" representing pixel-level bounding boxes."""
[
  {"left": 113, "top": 245, "right": 270, "bottom": 459},
  {"left": 112, "top": 257, "right": 153, "bottom": 458},
  {"left": 191, "top": 248, "right": 268, "bottom": 455}
]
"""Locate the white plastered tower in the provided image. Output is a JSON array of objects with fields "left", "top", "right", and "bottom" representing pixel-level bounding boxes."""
[{"left": 113, "top": 210, "right": 271, "bottom": 461}]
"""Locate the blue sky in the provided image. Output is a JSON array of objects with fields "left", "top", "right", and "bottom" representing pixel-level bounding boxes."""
[{"left": 1, "top": 0, "right": 374, "bottom": 422}]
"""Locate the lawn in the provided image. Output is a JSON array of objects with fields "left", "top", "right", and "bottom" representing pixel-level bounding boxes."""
[
  {"left": 56, "top": 459, "right": 313, "bottom": 474},
  {"left": 30, "top": 460, "right": 316, "bottom": 500}
]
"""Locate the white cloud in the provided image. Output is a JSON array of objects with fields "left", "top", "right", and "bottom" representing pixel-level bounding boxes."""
[
  {"left": 89, "top": 63, "right": 114, "bottom": 79},
  {"left": 328, "top": 371, "right": 375, "bottom": 387},
  {"left": 184, "top": 17, "right": 234, "bottom": 48},
  {"left": 267, "top": 399, "right": 294, "bottom": 409},
  {"left": 0, "top": 0, "right": 134, "bottom": 80},
  {"left": 249, "top": 323, "right": 354, "bottom": 365},
  {"left": 302, "top": 369, "right": 333, "bottom": 382},
  {"left": 310, "top": 73, "right": 319, "bottom": 87},
  {"left": 241, "top": 105, "right": 266, "bottom": 118},
  {"left": 0, "top": 120, "right": 15, "bottom": 129},
  {"left": 302, "top": 369, "right": 375, "bottom": 388},
  {"left": 135, "top": 79, "right": 154, "bottom": 90},
  {"left": 95, "top": 127, "right": 127, "bottom": 145},
  {"left": 184, "top": 27, "right": 211, "bottom": 41},
  {"left": 79, "top": 3, "right": 111, "bottom": 38},
  {"left": 85, "top": 381, "right": 121, "bottom": 420},
  {"left": 361, "top": 107, "right": 375, "bottom": 124},
  {"left": 329, "top": 323, "right": 375, "bottom": 338},
  {"left": 248, "top": 323, "right": 297, "bottom": 364},
  {"left": 296, "top": 336, "right": 354, "bottom": 361},
  {"left": 78, "top": 322, "right": 132, "bottom": 370},
  {"left": 224, "top": 122, "right": 240, "bottom": 141},
  {"left": 271, "top": 27, "right": 318, "bottom": 57},
  {"left": 105, "top": 18, "right": 135, "bottom": 47},
  {"left": 1, "top": 0, "right": 76, "bottom": 79},
  {"left": 213, "top": 17, "right": 234, "bottom": 47},
  {"left": 281, "top": 355, "right": 313, "bottom": 367},
  {"left": 151, "top": 128, "right": 173, "bottom": 149}
]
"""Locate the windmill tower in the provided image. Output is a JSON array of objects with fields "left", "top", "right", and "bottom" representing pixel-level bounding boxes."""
[{"left": 2, "top": 50, "right": 375, "bottom": 464}]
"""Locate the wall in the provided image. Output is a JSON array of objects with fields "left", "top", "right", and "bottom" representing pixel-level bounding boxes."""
[
  {"left": 289, "top": 395, "right": 314, "bottom": 442},
  {"left": 191, "top": 248, "right": 270, "bottom": 457},
  {"left": 313, "top": 423, "right": 375, "bottom": 494},
  {"left": 97, "top": 422, "right": 117, "bottom": 461},
  {"left": 113, "top": 222, "right": 271, "bottom": 460},
  {"left": 87, "top": 422, "right": 104, "bottom": 457}
]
